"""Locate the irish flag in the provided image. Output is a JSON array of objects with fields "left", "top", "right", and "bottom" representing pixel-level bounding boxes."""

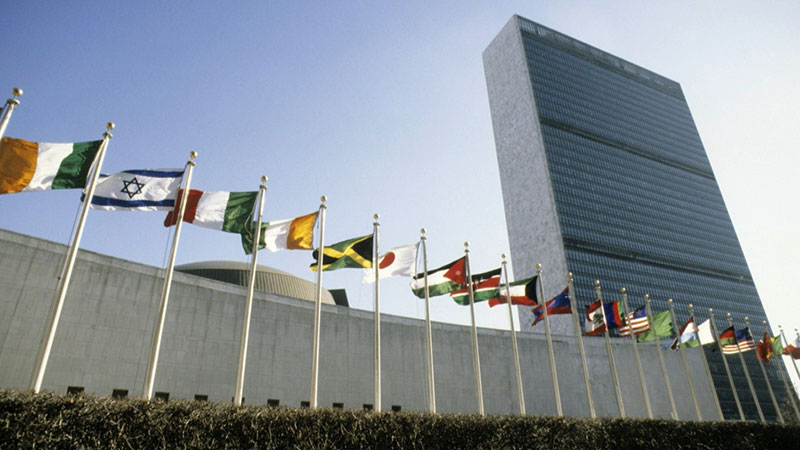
[
  {"left": 0, "top": 137, "right": 102, "bottom": 194},
  {"left": 164, "top": 189, "right": 257, "bottom": 233}
]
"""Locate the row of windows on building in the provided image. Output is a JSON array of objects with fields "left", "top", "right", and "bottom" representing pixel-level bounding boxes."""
[{"left": 63, "top": 386, "right": 403, "bottom": 411}]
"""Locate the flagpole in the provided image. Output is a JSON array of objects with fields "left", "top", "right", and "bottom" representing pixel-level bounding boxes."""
[
  {"left": 464, "top": 242, "right": 485, "bottom": 415},
  {"left": 536, "top": 264, "right": 562, "bottom": 417},
  {"left": 690, "top": 304, "right": 724, "bottom": 420},
  {"left": 568, "top": 273, "right": 595, "bottom": 418},
  {"left": 708, "top": 309, "right": 745, "bottom": 420},
  {"left": 0, "top": 88, "right": 22, "bottom": 140},
  {"left": 29, "top": 122, "right": 114, "bottom": 393},
  {"left": 768, "top": 323, "right": 799, "bottom": 420},
  {"left": 727, "top": 313, "right": 765, "bottom": 422},
  {"left": 779, "top": 326, "right": 800, "bottom": 404},
  {"left": 501, "top": 254, "right": 525, "bottom": 415},
  {"left": 309, "top": 196, "right": 327, "bottom": 409},
  {"left": 142, "top": 151, "right": 197, "bottom": 400},
  {"left": 594, "top": 280, "right": 625, "bottom": 417},
  {"left": 372, "top": 213, "right": 381, "bottom": 413},
  {"left": 620, "top": 288, "right": 652, "bottom": 418},
  {"left": 745, "top": 317, "right": 782, "bottom": 423},
  {"left": 649, "top": 296, "right": 678, "bottom": 420},
  {"left": 665, "top": 299, "right": 694, "bottom": 420},
  {"left": 233, "top": 176, "right": 268, "bottom": 406},
  {"left": 420, "top": 229, "right": 436, "bottom": 413}
]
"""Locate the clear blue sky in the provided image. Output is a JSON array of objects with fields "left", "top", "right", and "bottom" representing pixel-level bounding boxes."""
[{"left": 2, "top": 1, "right": 798, "bottom": 384}]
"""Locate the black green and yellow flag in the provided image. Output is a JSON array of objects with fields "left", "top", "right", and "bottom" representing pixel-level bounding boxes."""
[{"left": 310, "top": 234, "right": 373, "bottom": 271}]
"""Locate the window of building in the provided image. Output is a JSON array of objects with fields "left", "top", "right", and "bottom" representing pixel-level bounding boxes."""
[
  {"left": 112, "top": 389, "right": 128, "bottom": 399},
  {"left": 391, "top": 405, "right": 402, "bottom": 413},
  {"left": 194, "top": 394, "right": 208, "bottom": 402},
  {"left": 66, "top": 386, "right": 84, "bottom": 395},
  {"left": 363, "top": 404, "right": 373, "bottom": 411},
  {"left": 300, "top": 401, "right": 310, "bottom": 408},
  {"left": 267, "top": 399, "right": 280, "bottom": 407},
  {"left": 154, "top": 392, "right": 169, "bottom": 402},
  {"left": 332, "top": 402, "right": 344, "bottom": 409}
]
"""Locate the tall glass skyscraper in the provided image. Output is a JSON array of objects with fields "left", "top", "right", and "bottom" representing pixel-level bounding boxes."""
[{"left": 483, "top": 15, "right": 788, "bottom": 421}]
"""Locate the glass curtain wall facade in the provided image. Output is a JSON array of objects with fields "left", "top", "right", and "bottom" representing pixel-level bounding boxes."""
[{"left": 484, "top": 15, "right": 788, "bottom": 421}]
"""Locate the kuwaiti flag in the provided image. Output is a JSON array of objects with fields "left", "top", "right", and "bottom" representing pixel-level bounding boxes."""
[
  {"left": 0, "top": 137, "right": 102, "bottom": 194},
  {"left": 90, "top": 169, "right": 184, "bottom": 210},
  {"left": 164, "top": 189, "right": 257, "bottom": 233},
  {"left": 410, "top": 257, "right": 465, "bottom": 298},
  {"left": 449, "top": 268, "right": 502, "bottom": 305},
  {"left": 619, "top": 305, "right": 650, "bottom": 337},
  {"left": 531, "top": 287, "right": 571, "bottom": 326},
  {"left": 488, "top": 275, "right": 538, "bottom": 307},
  {"left": 362, "top": 243, "right": 418, "bottom": 283}
]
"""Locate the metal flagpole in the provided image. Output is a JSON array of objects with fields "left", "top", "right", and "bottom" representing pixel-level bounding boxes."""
[
  {"left": 372, "top": 214, "right": 381, "bottom": 412},
  {"left": 768, "top": 324, "right": 800, "bottom": 420},
  {"left": 690, "top": 304, "right": 724, "bottom": 420},
  {"left": 501, "top": 254, "right": 525, "bottom": 415},
  {"left": 464, "top": 242, "right": 485, "bottom": 415},
  {"left": 568, "top": 273, "right": 595, "bottom": 418},
  {"left": 420, "top": 229, "right": 436, "bottom": 413},
  {"left": 745, "top": 317, "right": 782, "bottom": 424},
  {"left": 727, "top": 313, "right": 765, "bottom": 423},
  {"left": 0, "top": 88, "right": 22, "bottom": 140},
  {"left": 620, "top": 288, "right": 652, "bottom": 418},
  {"left": 309, "top": 196, "right": 327, "bottom": 409},
  {"left": 779, "top": 326, "right": 800, "bottom": 410},
  {"left": 780, "top": 321, "right": 800, "bottom": 419},
  {"left": 142, "top": 151, "right": 197, "bottom": 400},
  {"left": 649, "top": 296, "right": 678, "bottom": 420},
  {"left": 233, "top": 176, "right": 268, "bottom": 406},
  {"left": 594, "top": 280, "right": 625, "bottom": 417},
  {"left": 665, "top": 299, "right": 694, "bottom": 420},
  {"left": 537, "top": 264, "right": 563, "bottom": 416},
  {"left": 709, "top": 309, "right": 745, "bottom": 420},
  {"left": 30, "top": 122, "right": 114, "bottom": 393}
]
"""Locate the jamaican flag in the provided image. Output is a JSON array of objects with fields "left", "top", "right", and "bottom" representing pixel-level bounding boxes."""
[{"left": 310, "top": 234, "right": 373, "bottom": 271}]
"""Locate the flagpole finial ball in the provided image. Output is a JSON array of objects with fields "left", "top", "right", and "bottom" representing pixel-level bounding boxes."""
[
  {"left": 464, "top": 241, "right": 469, "bottom": 248},
  {"left": 688, "top": 303, "right": 693, "bottom": 308},
  {"left": 594, "top": 280, "right": 600, "bottom": 286},
  {"left": 189, "top": 151, "right": 198, "bottom": 159},
  {"left": 501, "top": 253, "right": 506, "bottom": 260},
  {"left": 762, "top": 320, "right": 767, "bottom": 325},
  {"left": 374, "top": 213, "right": 379, "bottom": 220},
  {"left": 667, "top": 298, "right": 673, "bottom": 303},
  {"left": 708, "top": 308, "right": 713, "bottom": 313},
  {"left": 536, "top": 263, "right": 542, "bottom": 270},
  {"left": 620, "top": 287, "right": 626, "bottom": 294},
  {"left": 261, "top": 175, "right": 268, "bottom": 183},
  {"left": 726, "top": 313, "right": 731, "bottom": 319},
  {"left": 744, "top": 316, "right": 749, "bottom": 321},
  {"left": 643, "top": 293, "right": 649, "bottom": 299},
  {"left": 106, "top": 122, "right": 115, "bottom": 131},
  {"left": 320, "top": 195, "right": 327, "bottom": 203},
  {"left": 568, "top": 272, "right": 573, "bottom": 277},
  {"left": 420, "top": 228, "right": 426, "bottom": 235},
  {"left": 12, "top": 88, "right": 22, "bottom": 97}
]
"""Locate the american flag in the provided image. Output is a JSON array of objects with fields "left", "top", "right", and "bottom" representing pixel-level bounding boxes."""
[{"left": 619, "top": 305, "right": 650, "bottom": 337}]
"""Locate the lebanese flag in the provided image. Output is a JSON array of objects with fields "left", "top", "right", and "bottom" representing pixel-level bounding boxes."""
[
  {"left": 164, "top": 189, "right": 257, "bottom": 233},
  {"left": 362, "top": 243, "right": 418, "bottom": 283},
  {"left": 585, "top": 300, "right": 606, "bottom": 336}
]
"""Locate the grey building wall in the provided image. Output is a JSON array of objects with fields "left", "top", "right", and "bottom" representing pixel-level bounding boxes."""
[{"left": 0, "top": 227, "right": 718, "bottom": 418}]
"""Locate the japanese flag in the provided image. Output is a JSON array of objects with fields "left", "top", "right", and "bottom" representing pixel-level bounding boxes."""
[{"left": 362, "top": 243, "right": 419, "bottom": 283}]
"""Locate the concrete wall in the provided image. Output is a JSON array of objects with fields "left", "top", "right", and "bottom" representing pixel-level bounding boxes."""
[{"left": 0, "top": 228, "right": 719, "bottom": 418}]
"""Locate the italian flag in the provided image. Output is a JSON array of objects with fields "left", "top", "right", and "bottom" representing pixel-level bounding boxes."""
[
  {"left": 0, "top": 137, "right": 102, "bottom": 194},
  {"left": 164, "top": 189, "right": 257, "bottom": 233}
]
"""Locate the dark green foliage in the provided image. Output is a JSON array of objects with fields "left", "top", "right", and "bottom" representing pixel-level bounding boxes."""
[{"left": 1, "top": 389, "right": 798, "bottom": 449}]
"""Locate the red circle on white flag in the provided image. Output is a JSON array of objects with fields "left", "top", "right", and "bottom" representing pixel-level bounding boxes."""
[{"left": 380, "top": 252, "right": 395, "bottom": 269}]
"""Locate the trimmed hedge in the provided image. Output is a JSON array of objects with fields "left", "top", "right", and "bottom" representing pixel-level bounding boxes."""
[{"left": 1, "top": 389, "right": 798, "bottom": 449}]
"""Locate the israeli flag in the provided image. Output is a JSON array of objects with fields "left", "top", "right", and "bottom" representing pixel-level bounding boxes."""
[{"left": 88, "top": 168, "right": 184, "bottom": 211}]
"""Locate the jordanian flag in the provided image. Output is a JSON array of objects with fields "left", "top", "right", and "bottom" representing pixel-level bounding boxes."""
[
  {"left": 410, "top": 257, "right": 465, "bottom": 298},
  {"left": 310, "top": 234, "right": 373, "bottom": 271},
  {"left": 0, "top": 137, "right": 102, "bottom": 194},
  {"left": 449, "top": 268, "right": 501, "bottom": 306}
]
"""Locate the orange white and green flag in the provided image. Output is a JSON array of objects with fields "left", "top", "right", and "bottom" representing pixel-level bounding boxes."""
[{"left": 0, "top": 137, "right": 102, "bottom": 194}]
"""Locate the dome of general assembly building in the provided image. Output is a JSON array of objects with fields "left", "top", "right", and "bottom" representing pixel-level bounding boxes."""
[{"left": 175, "top": 261, "right": 337, "bottom": 305}]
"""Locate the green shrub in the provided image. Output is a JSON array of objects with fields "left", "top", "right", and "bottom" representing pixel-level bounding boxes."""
[{"left": 0, "top": 389, "right": 797, "bottom": 449}]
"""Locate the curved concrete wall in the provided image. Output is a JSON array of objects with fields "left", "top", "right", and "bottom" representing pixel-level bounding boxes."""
[{"left": 0, "top": 228, "right": 718, "bottom": 418}]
